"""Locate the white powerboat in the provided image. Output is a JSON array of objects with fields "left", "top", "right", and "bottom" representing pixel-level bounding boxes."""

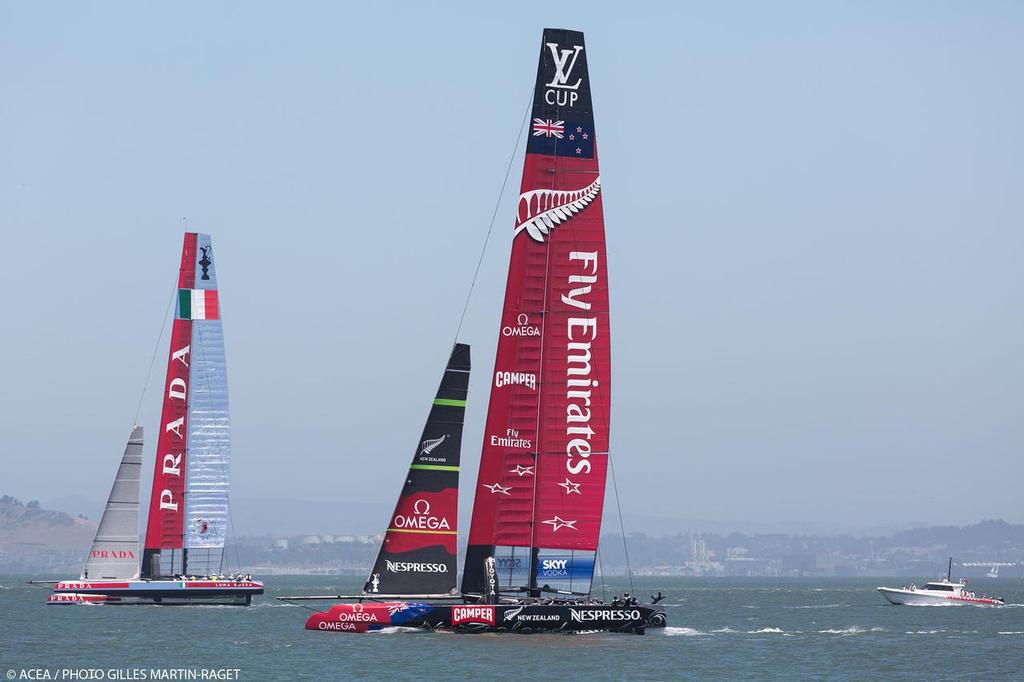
[{"left": 877, "top": 559, "right": 1004, "bottom": 606}]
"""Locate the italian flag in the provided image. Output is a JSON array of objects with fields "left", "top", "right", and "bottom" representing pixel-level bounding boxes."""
[{"left": 178, "top": 289, "right": 219, "bottom": 320}]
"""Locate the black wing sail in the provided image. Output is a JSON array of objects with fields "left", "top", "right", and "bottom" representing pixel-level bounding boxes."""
[{"left": 363, "top": 343, "right": 471, "bottom": 596}]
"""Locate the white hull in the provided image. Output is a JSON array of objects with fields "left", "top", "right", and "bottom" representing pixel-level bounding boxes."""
[
  {"left": 877, "top": 586, "right": 1002, "bottom": 606},
  {"left": 48, "top": 578, "right": 264, "bottom": 606}
]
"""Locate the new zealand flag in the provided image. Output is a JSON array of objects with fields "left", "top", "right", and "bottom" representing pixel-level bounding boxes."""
[
  {"left": 387, "top": 602, "right": 436, "bottom": 626},
  {"left": 527, "top": 118, "right": 595, "bottom": 159}
]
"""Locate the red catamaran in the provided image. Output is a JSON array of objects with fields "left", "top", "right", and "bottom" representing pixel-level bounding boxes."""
[
  {"left": 288, "top": 28, "right": 666, "bottom": 633},
  {"left": 43, "top": 233, "right": 263, "bottom": 605}
]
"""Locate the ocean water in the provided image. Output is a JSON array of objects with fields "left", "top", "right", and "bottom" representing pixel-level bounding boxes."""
[{"left": 2, "top": 576, "right": 1022, "bottom": 680}]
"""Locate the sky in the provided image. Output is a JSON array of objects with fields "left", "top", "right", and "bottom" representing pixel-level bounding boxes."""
[{"left": 1, "top": 1, "right": 1022, "bottom": 536}]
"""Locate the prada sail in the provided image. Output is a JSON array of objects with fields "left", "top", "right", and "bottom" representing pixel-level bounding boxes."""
[
  {"left": 82, "top": 426, "right": 143, "bottom": 580},
  {"left": 464, "top": 28, "right": 609, "bottom": 597},
  {"left": 143, "top": 233, "right": 231, "bottom": 578},
  {"left": 364, "top": 344, "right": 470, "bottom": 596}
]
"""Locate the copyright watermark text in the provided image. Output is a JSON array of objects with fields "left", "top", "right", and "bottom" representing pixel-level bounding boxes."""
[{"left": 5, "top": 670, "right": 241, "bottom": 681}]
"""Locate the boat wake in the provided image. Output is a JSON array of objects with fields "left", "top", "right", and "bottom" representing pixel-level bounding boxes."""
[
  {"left": 659, "top": 625, "right": 901, "bottom": 637},
  {"left": 661, "top": 627, "right": 709, "bottom": 637},
  {"left": 818, "top": 627, "right": 884, "bottom": 635}
]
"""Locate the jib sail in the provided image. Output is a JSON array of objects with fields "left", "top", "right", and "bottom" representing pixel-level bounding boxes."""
[
  {"left": 82, "top": 426, "right": 143, "bottom": 580},
  {"left": 363, "top": 343, "right": 471, "bottom": 596},
  {"left": 464, "top": 28, "right": 609, "bottom": 597},
  {"left": 142, "top": 233, "right": 231, "bottom": 578}
]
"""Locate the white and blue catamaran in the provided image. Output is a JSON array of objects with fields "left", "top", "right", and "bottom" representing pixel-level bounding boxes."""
[{"left": 43, "top": 233, "right": 263, "bottom": 605}]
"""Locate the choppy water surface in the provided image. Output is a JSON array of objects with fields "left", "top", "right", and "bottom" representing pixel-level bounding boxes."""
[{"left": 3, "top": 576, "right": 1022, "bottom": 680}]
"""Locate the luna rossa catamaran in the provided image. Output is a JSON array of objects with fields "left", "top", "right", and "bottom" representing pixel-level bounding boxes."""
[
  {"left": 289, "top": 28, "right": 666, "bottom": 633},
  {"left": 45, "top": 233, "right": 263, "bottom": 605}
]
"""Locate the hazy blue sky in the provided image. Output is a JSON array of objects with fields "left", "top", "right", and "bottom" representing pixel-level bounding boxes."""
[{"left": 1, "top": 2, "right": 1021, "bottom": 535}]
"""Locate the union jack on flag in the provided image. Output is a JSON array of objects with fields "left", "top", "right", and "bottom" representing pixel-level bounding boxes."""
[{"left": 532, "top": 118, "right": 565, "bottom": 139}]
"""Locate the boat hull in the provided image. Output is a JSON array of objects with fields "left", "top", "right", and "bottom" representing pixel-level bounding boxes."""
[
  {"left": 48, "top": 579, "right": 264, "bottom": 606},
  {"left": 877, "top": 587, "right": 1003, "bottom": 606},
  {"left": 304, "top": 601, "right": 667, "bottom": 634}
]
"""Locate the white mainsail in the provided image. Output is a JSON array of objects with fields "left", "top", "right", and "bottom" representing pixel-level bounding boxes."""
[
  {"left": 82, "top": 426, "right": 142, "bottom": 580},
  {"left": 182, "top": 233, "right": 231, "bottom": 573},
  {"left": 183, "top": 319, "right": 231, "bottom": 553}
]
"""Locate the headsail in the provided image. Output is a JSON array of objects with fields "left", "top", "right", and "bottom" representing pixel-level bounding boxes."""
[
  {"left": 82, "top": 426, "right": 143, "bottom": 580},
  {"left": 143, "top": 233, "right": 231, "bottom": 578},
  {"left": 464, "top": 28, "right": 609, "bottom": 597},
  {"left": 364, "top": 343, "right": 470, "bottom": 597}
]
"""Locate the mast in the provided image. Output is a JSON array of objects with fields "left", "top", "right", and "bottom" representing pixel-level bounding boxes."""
[
  {"left": 363, "top": 344, "right": 470, "bottom": 597},
  {"left": 82, "top": 426, "right": 143, "bottom": 580},
  {"left": 142, "top": 233, "right": 230, "bottom": 578},
  {"left": 464, "top": 28, "right": 609, "bottom": 598}
]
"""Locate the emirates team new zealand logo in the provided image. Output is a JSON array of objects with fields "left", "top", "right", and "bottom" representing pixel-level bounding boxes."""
[
  {"left": 199, "top": 245, "right": 212, "bottom": 280},
  {"left": 514, "top": 177, "right": 601, "bottom": 243}
]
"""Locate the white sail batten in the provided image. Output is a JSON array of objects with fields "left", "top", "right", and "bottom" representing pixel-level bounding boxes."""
[{"left": 82, "top": 426, "right": 143, "bottom": 580}]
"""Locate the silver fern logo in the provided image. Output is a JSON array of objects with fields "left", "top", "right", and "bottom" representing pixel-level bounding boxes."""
[
  {"left": 419, "top": 434, "right": 448, "bottom": 455},
  {"left": 515, "top": 177, "right": 601, "bottom": 243},
  {"left": 504, "top": 605, "right": 525, "bottom": 621}
]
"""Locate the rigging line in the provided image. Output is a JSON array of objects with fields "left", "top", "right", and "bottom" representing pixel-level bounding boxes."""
[
  {"left": 450, "top": 88, "right": 533, "bottom": 348},
  {"left": 131, "top": 280, "right": 178, "bottom": 428},
  {"left": 229, "top": 503, "right": 242, "bottom": 574},
  {"left": 608, "top": 452, "right": 634, "bottom": 595},
  {"left": 445, "top": 88, "right": 528, "bottom": 592},
  {"left": 596, "top": 548, "right": 607, "bottom": 602}
]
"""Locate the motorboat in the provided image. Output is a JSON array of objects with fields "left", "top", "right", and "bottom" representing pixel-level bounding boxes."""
[{"left": 877, "top": 558, "right": 1003, "bottom": 606}]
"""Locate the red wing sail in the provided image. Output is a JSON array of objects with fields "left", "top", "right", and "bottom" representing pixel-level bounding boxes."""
[
  {"left": 142, "top": 234, "right": 197, "bottom": 577},
  {"left": 464, "top": 28, "right": 608, "bottom": 596},
  {"left": 533, "top": 236, "right": 609, "bottom": 552}
]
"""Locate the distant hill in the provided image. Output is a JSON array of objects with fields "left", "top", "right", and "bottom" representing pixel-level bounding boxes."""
[
  {"left": 0, "top": 493, "right": 95, "bottom": 552},
  {"left": 592, "top": 519, "right": 1024, "bottom": 577},
  {"left": 887, "top": 519, "right": 1024, "bottom": 553}
]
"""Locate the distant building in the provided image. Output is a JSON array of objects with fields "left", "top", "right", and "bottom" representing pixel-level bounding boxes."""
[
  {"left": 726, "top": 556, "right": 782, "bottom": 577},
  {"left": 686, "top": 532, "right": 724, "bottom": 576}
]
